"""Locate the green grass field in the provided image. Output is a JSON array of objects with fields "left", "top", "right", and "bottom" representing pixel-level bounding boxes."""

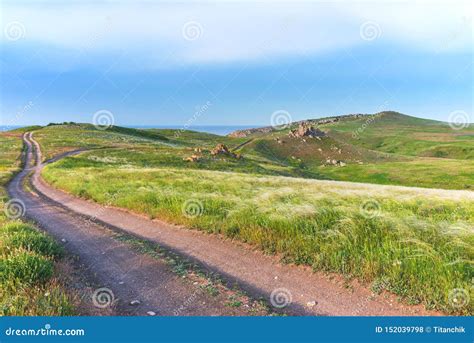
[
  {"left": 316, "top": 158, "right": 474, "bottom": 190},
  {"left": 34, "top": 116, "right": 474, "bottom": 314},
  {"left": 315, "top": 112, "right": 474, "bottom": 189},
  {"left": 0, "top": 132, "right": 75, "bottom": 316}
]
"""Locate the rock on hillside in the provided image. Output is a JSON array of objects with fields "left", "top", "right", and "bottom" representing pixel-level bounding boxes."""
[
  {"left": 228, "top": 127, "right": 274, "bottom": 138},
  {"left": 211, "top": 144, "right": 242, "bottom": 159},
  {"left": 288, "top": 122, "right": 325, "bottom": 138},
  {"left": 183, "top": 144, "right": 242, "bottom": 162},
  {"left": 183, "top": 154, "right": 201, "bottom": 162},
  {"left": 228, "top": 113, "right": 367, "bottom": 138}
]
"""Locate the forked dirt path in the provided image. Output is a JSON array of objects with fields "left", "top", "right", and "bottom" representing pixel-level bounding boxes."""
[
  {"left": 9, "top": 132, "right": 443, "bottom": 316},
  {"left": 8, "top": 133, "right": 258, "bottom": 316}
]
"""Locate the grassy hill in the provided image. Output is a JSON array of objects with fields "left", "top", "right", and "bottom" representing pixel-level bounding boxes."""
[
  {"left": 320, "top": 111, "right": 473, "bottom": 159},
  {"left": 230, "top": 112, "right": 474, "bottom": 189}
]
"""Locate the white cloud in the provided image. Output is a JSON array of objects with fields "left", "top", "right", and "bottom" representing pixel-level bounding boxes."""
[{"left": 1, "top": 0, "right": 472, "bottom": 70}]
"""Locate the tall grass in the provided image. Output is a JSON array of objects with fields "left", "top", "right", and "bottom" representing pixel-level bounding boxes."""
[
  {"left": 0, "top": 279, "right": 75, "bottom": 316},
  {"left": 44, "top": 164, "right": 474, "bottom": 314},
  {"left": 0, "top": 220, "right": 75, "bottom": 316}
]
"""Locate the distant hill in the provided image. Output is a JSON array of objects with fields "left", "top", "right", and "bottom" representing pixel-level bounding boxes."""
[
  {"left": 229, "top": 111, "right": 473, "bottom": 161},
  {"left": 228, "top": 113, "right": 371, "bottom": 138},
  {"left": 228, "top": 112, "right": 448, "bottom": 138}
]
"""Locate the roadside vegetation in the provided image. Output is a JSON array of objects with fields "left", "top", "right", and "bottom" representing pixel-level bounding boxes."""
[
  {"left": 0, "top": 219, "right": 75, "bottom": 315},
  {"left": 0, "top": 132, "right": 76, "bottom": 316}
]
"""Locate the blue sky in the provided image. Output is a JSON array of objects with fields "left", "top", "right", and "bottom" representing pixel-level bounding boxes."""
[{"left": 1, "top": 0, "right": 472, "bottom": 127}]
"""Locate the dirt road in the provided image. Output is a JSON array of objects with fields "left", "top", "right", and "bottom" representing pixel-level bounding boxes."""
[{"left": 8, "top": 132, "right": 442, "bottom": 316}]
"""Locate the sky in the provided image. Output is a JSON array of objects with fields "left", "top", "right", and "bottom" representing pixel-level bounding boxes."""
[{"left": 0, "top": 0, "right": 472, "bottom": 127}]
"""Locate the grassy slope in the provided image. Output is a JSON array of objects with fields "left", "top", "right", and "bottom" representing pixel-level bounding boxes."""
[
  {"left": 317, "top": 159, "right": 474, "bottom": 190},
  {"left": 314, "top": 112, "right": 474, "bottom": 189},
  {"left": 33, "top": 125, "right": 312, "bottom": 178},
  {"left": 33, "top": 124, "right": 175, "bottom": 162},
  {"left": 321, "top": 112, "right": 474, "bottom": 158},
  {"left": 0, "top": 131, "right": 75, "bottom": 315},
  {"left": 37, "top": 121, "right": 474, "bottom": 314},
  {"left": 239, "top": 112, "right": 474, "bottom": 190}
]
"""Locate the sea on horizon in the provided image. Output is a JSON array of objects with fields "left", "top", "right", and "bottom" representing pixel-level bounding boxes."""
[
  {"left": 127, "top": 125, "right": 257, "bottom": 136},
  {"left": 0, "top": 125, "right": 256, "bottom": 136}
]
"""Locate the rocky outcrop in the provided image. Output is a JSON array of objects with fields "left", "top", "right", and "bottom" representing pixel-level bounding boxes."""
[
  {"left": 211, "top": 144, "right": 241, "bottom": 159},
  {"left": 228, "top": 127, "right": 273, "bottom": 138},
  {"left": 325, "top": 159, "right": 346, "bottom": 167},
  {"left": 288, "top": 122, "right": 325, "bottom": 138},
  {"left": 313, "top": 114, "right": 365, "bottom": 125},
  {"left": 184, "top": 144, "right": 242, "bottom": 162},
  {"left": 228, "top": 113, "right": 367, "bottom": 138},
  {"left": 183, "top": 154, "right": 201, "bottom": 162},
  {"left": 211, "top": 143, "right": 230, "bottom": 155}
]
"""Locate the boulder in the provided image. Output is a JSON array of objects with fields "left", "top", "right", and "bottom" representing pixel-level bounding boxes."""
[
  {"left": 325, "top": 159, "right": 346, "bottom": 167},
  {"left": 183, "top": 154, "right": 201, "bottom": 162},
  {"left": 210, "top": 144, "right": 241, "bottom": 159},
  {"left": 211, "top": 143, "right": 231, "bottom": 155}
]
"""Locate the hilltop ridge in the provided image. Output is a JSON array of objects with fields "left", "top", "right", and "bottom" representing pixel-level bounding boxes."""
[{"left": 227, "top": 111, "right": 436, "bottom": 138}]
